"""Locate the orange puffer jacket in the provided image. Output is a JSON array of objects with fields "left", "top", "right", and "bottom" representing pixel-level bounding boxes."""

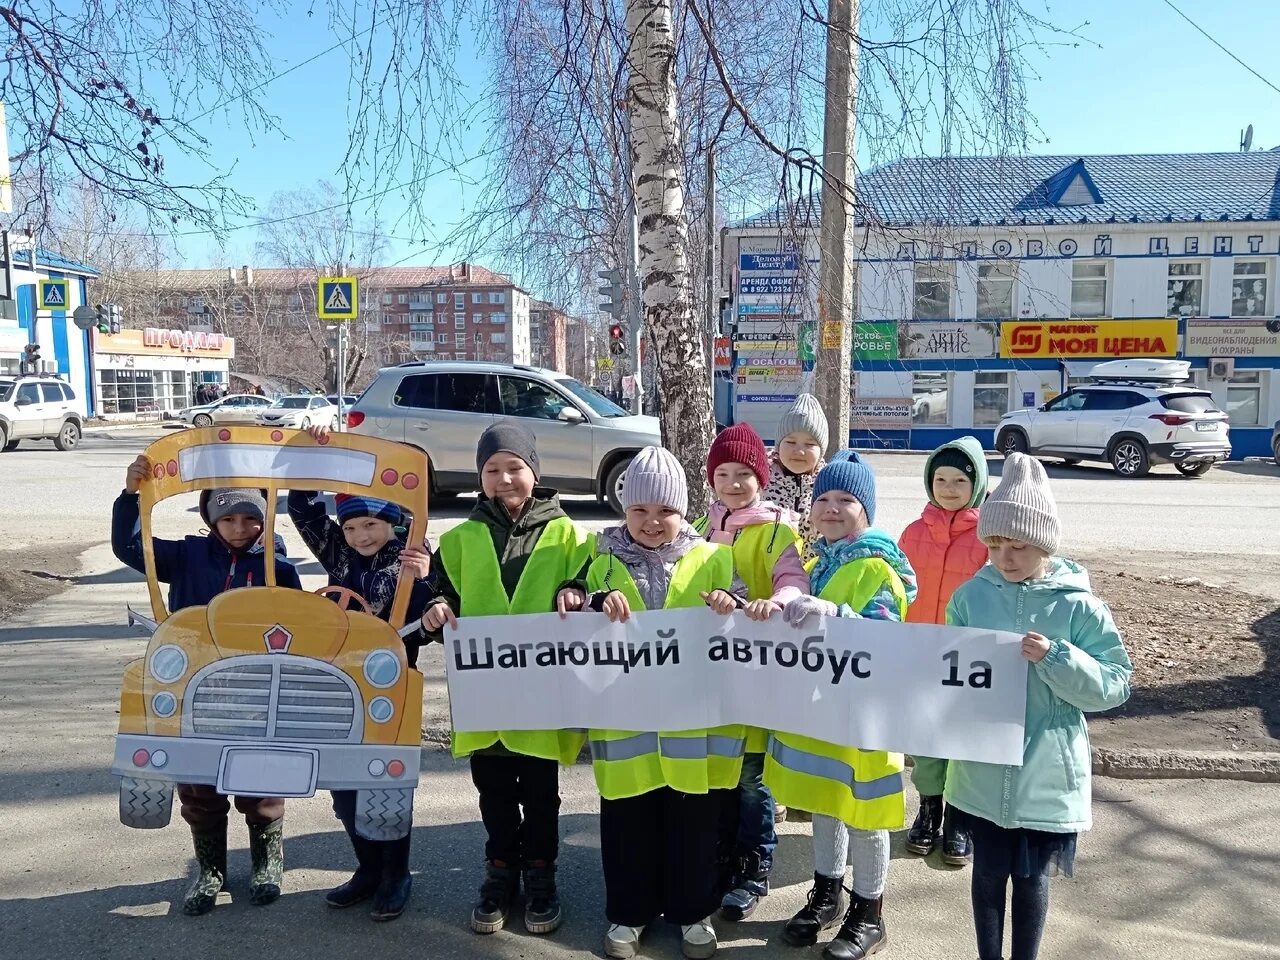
[{"left": 898, "top": 504, "right": 988, "bottom": 624}]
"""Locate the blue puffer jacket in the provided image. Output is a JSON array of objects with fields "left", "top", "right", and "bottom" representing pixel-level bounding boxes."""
[
  {"left": 943, "top": 558, "right": 1132, "bottom": 833},
  {"left": 112, "top": 491, "right": 302, "bottom": 612}
]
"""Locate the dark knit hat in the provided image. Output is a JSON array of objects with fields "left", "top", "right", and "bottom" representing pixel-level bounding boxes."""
[
  {"left": 706, "top": 422, "right": 770, "bottom": 485},
  {"left": 205, "top": 487, "right": 266, "bottom": 525},
  {"left": 812, "top": 451, "right": 877, "bottom": 524},
  {"left": 929, "top": 447, "right": 977, "bottom": 481},
  {"left": 335, "top": 493, "right": 402, "bottom": 526},
  {"left": 476, "top": 420, "right": 540, "bottom": 479}
]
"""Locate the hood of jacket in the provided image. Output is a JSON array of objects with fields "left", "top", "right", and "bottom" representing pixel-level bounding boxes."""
[
  {"left": 924, "top": 436, "right": 989, "bottom": 509},
  {"left": 472, "top": 486, "right": 565, "bottom": 533},
  {"left": 706, "top": 498, "right": 795, "bottom": 541},
  {"left": 812, "top": 527, "right": 918, "bottom": 605},
  {"left": 972, "top": 555, "right": 1092, "bottom": 594}
]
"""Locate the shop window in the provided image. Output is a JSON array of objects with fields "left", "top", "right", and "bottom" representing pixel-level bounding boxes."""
[
  {"left": 1070, "top": 261, "right": 1109, "bottom": 318},
  {"left": 1232, "top": 260, "right": 1269, "bottom": 317},
  {"left": 1167, "top": 262, "right": 1205, "bottom": 317},
  {"left": 913, "top": 264, "right": 952, "bottom": 320},
  {"left": 973, "top": 372, "right": 1011, "bottom": 425},
  {"left": 976, "top": 264, "right": 1016, "bottom": 320},
  {"left": 1226, "top": 370, "right": 1264, "bottom": 426},
  {"left": 912, "top": 373, "right": 951, "bottom": 425}
]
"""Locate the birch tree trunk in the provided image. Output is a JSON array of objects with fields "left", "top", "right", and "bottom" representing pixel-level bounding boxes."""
[{"left": 625, "top": 0, "right": 714, "bottom": 516}]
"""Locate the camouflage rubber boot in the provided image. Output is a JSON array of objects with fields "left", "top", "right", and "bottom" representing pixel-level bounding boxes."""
[
  {"left": 183, "top": 825, "right": 228, "bottom": 916},
  {"left": 248, "top": 819, "right": 285, "bottom": 906}
]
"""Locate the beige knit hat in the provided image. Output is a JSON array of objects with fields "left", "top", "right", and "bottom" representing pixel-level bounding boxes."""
[{"left": 977, "top": 453, "right": 1060, "bottom": 554}]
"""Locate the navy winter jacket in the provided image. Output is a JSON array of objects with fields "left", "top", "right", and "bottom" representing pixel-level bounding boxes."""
[{"left": 112, "top": 490, "right": 302, "bottom": 612}]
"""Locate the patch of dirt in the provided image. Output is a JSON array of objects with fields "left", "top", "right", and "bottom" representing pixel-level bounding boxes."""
[
  {"left": 0, "top": 545, "right": 86, "bottom": 623},
  {"left": 1087, "top": 567, "right": 1280, "bottom": 754}
]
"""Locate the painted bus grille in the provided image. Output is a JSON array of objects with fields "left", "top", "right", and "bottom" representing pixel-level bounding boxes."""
[{"left": 187, "top": 657, "right": 359, "bottom": 741}]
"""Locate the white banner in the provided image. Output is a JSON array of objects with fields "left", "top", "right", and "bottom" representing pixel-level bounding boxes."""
[{"left": 445, "top": 609, "right": 1028, "bottom": 766}]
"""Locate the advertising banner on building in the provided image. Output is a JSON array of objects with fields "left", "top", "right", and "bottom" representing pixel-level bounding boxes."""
[
  {"left": 1184, "top": 319, "right": 1280, "bottom": 357},
  {"left": 904, "top": 322, "right": 998, "bottom": 360},
  {"left": 96, "top": 328, "right": 236, "bottom": 359},
  {"left": 851, "top": 396, "right": 913, "bottom": 430},
  {"left": 445, "top": 607, "right": 1027, "bottom": 765},
  {"left": 999, "top": 319, "right": 1176, "bottom": 359},
  {"left": 853, "top": 322, "right": 898, "bottom": 361}
]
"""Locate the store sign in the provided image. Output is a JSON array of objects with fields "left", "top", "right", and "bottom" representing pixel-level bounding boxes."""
[
  {"left": 999, "top": 319, "right": 1176, "bottom": 359},
  {"left": 904, "top": 322, "right": 998, "bottom": 360},
  {"left": 854, "top": 322, "right": 897, "bottom": 361},
  {"left": 1184, "top": 319, "right": 1280, "bottom": 357},
  {"left": 713, "top": 336, "right": 732, "bottom": 369},
  {"left": 96, "top": 328, "right": 236, "bottom": 359},
  {"left": 851, "top": 396, "right": 913, "bottom": 430}
]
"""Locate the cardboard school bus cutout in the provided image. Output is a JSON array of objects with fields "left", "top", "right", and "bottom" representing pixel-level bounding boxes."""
[{"left": 111, "top": 426, "right": 428, "bottom": 841}]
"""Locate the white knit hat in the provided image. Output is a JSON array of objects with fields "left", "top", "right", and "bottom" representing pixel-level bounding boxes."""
[
  {"left": 776, "top": 393, "right": 829, "bottom": 450},
  {"left": 621, "top": 446, "right": 689, "bottom": 517},
  {"left": 978, "top": 453, "right": 1060, "bottom": 554}
]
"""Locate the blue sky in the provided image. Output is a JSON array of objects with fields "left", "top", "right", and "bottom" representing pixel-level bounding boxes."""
[{"left": 168, "top": 0, "right": 1280, "bottom": 270}]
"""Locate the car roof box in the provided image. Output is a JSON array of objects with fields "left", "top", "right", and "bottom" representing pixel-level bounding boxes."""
[{"left": 1089, "top": 359, "right": 1190, "bottom": 383}]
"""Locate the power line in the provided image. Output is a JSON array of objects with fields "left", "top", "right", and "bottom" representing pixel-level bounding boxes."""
[{"left": 1160, "top": 0, "right": 1280, "bottom": 98}]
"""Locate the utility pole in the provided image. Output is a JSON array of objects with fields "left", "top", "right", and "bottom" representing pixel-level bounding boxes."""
[
  {"left": 705, "top": 149, "right": 717, "bottom": 415},
  {"left": 813, "top": 0, "right": 859, "bottom": 457}
]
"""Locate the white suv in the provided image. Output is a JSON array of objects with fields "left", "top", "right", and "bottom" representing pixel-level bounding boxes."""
[
  {"left": 995, "top": 359, "right": 1230, "bottom": 478},
  {"left": 0, "top": 375, "right": 84, "bottom": 451}
]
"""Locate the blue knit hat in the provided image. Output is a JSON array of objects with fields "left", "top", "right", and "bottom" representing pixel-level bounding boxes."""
[
  {"left": 812, "top": 450, "right": 877, "bottom": 524},
  {"left": 336, "top": 493, "right": 402, "bottom": 526}
]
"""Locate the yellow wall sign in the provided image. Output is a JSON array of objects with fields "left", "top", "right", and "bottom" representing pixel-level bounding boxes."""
[
  {"left": 318, "top": 275, "right": 359, "bottom": 320},
  {"left": 38, "top": 278, "right": 69, "bottom": 310},
  {"left": 999, "top": 319, "right": 1177, "bottom": 359}
]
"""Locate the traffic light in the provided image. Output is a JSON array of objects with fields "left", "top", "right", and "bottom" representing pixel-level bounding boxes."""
[
  {"left": 109, "top": 304, "right": 123, "bottom": 335},
  {"left": 95, "top": 303, "right": 109, "bottom": 334},
  {"left": 598, "top": 269, "right": 624, "bottom": 319},
  {"left": 609, "top": 323, "right": 626, "bottom": 357},
  {"left": 22, "top": 342, "right": 40, "bottom": 372}
]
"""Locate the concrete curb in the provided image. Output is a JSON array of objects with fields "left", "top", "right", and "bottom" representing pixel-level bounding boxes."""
[{"left": 1091, "top": 746, "right": 1280, "bottom": 783}]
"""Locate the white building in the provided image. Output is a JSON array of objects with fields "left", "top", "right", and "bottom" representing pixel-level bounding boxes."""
[{"left": 723, "top": 152, "right": 1280, "bottom": 458}]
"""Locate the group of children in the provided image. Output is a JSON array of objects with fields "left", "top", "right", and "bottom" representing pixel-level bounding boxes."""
[{"left": 112, "top": 394, "right": 1133, "bottom": 960}]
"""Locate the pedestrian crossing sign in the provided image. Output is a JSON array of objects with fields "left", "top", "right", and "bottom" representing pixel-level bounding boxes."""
[
  {"left": 318, "top": 276, "right": 358, "bottom": 320},
  {"left": 39, "top": 278, "right": 69, "bottom": 310}
]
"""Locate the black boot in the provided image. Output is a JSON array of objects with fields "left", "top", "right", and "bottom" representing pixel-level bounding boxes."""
[
  {"left": 371, "top": 834, "right": 413, "bottom": 921},
  {"left": 471, "top": 860, "right": 518, "bottom": 934},
  {"left": 522, "top": 859, "right": 562, "bottom": 934},
  {"left": 941, "top": 805, "right": 973, "bottom": 866},
  {"left": 248, "top": 819, "right": 284, "bottom": 906},
  {"left": 823, "top": 895, "right": 887, "bottom": 960},
  {"left": 183, "top": 824, "right": 228, "bottom": 916},
  {"left": 782, "top": 873, "right": 845, "bottom": 946},
  {"left": 720, "top": 852, "right": 771, "bottom": 921},
  {"left": 327, "top": 825, "right": 382, "bottom": 908},
  {"left": 905, "top": 795, "right": 943, "bottom": 856}
]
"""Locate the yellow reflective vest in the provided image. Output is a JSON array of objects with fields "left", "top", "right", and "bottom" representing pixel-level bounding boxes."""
[
  {"left": 441, "top": 516, "right": 594, "bottom": 764},
  {"left": 763, "top": 556, "right": 908, "bottom": 830},
  {"left": 586, "top": 541, "right": 747, "bottom": 800}
]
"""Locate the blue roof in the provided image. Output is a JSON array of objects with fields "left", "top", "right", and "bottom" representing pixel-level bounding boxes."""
[
  {"left": 0, "top": 247, "right": 99, "bottom": 277},
  {"left": 735, "top": 151, "right": 1280, "bottom": 229}
]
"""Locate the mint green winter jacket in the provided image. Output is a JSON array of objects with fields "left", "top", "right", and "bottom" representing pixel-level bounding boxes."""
[{"left": 943, "top": 559, "right": 1132, "bottom": 833}]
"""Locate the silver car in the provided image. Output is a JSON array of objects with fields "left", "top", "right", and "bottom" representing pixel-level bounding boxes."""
[
  {"left": 348, "top": 361, "right": 661, "bottom": 513},
  {"left": 177, "top": 393, "right": 273, "bottom": 427},
  {"left": 256, "top": 395, "right": 340, "bottom": 430}
]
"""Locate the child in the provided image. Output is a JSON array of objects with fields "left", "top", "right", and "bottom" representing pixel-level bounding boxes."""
[
  {"left": 287, "top": 449, "right": 435, "bottom": 921},
  {"left": 698, "top": 423, "right": 808, "bottom": 922},
  {"left": 768, "top": 451, "right": 917, "bottom": 960},
  {"left": 420, "top": 421, "right": 593, "bottom": 936},
  {"left": 897, "top": 437, "right": 989, "bottom": 864},
  {"left": 945, "top": 453, "right": 1131, "bottom": 960},
  {"left": 111, "top": 455, "right": 303, "bottom": 916},
  {"left": 564, "top": 445, "right": 746, "bottom": 960},
  {"left": 766, "top": 393, "right": 829, "bottom": 562}
]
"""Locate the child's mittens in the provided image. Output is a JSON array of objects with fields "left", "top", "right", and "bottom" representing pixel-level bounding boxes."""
[{"left": 783, "top": 595, "right": 838, "bottom": 627}]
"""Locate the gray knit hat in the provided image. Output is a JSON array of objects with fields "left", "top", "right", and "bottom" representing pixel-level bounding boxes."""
[
  {"left": 476, "top": 420, "right": 540, "bottom": 479},
  {"left": 621, "top": 446, "right": 689, "bottom": 517},
  {"left": 978, "top": 453, "right": 1060, "bottom": 554},
  {"left": 776, "top": 393, "right": 829, "bottom": 450},
  {"left": 205, "top": 488, "right": 266, "bottom": 525}
]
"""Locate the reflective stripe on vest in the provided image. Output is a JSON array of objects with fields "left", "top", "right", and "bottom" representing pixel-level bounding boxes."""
[
  {"left": 590, "top": 732, "right": 746, "bottom": 763},
  {"left": 767, "top": 735, "right": 903, "bottom": 802}
]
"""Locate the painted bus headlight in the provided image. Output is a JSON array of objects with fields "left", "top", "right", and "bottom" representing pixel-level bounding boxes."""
[
  {"left": 149, "top": 645, "right": 188, "bottom": 684},
  {"left": 363, "top": 650, "right": 400, "bottom": 689}
]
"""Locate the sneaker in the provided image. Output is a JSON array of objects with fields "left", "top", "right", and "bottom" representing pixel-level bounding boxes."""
[
  {"left": 522, "top": 860, "right": 562, "bottom": 934},
  {"left": 681, "top": 917, "right": 718, "bottom": 959},
  {"left": 775, "top": 804, "right": 789, "bottom": 823},
  {"left": 605, "top": 923, "right": 645, "bottom": 958},
  {"left": 471, "top": 860, "right": 517, "bottom": 934}
]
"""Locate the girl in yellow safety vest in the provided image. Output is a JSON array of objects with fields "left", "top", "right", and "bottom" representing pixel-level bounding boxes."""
[
  {"left": 770, "top": 451, "right": 918, "bottom": 960},
  {"left": 421, "top": 421, "right": 594, "bottom": 938},
  {"left": 557, "top": 445, "right": 747, "bottom": 960}
]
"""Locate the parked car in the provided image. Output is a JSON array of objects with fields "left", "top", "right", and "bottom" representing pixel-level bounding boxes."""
[
  {"left": 255, "top": 395, "right": 340, "bottom": 430},
  {"left": 348, "top": 361, "right": 662, "bottom": 513},
  {"left": 176, "top": 393, "right": 273, "bottom": 427},
  {"left": 0, "top": 374, "right": 83, "bottom": 451},
  {"left": 326, "top": 394, "right": 360, "bottom": 407},
  {"left": 995, "top": 359, "right": 1230, "bottom": 478}
]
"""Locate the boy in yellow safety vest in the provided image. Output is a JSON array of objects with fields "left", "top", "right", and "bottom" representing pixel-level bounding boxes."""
[
  {"left": 557, "top": 445, "right": 747, "bottom": 960},
  {"left": 421, "top": 421, "right": 594, "bottom": 936},
  {"left": 769, "top": 451, "right": 918, "bottom": 960},
  {"left": 694, "top": 423, "right": 808, "bottom": 922}
]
